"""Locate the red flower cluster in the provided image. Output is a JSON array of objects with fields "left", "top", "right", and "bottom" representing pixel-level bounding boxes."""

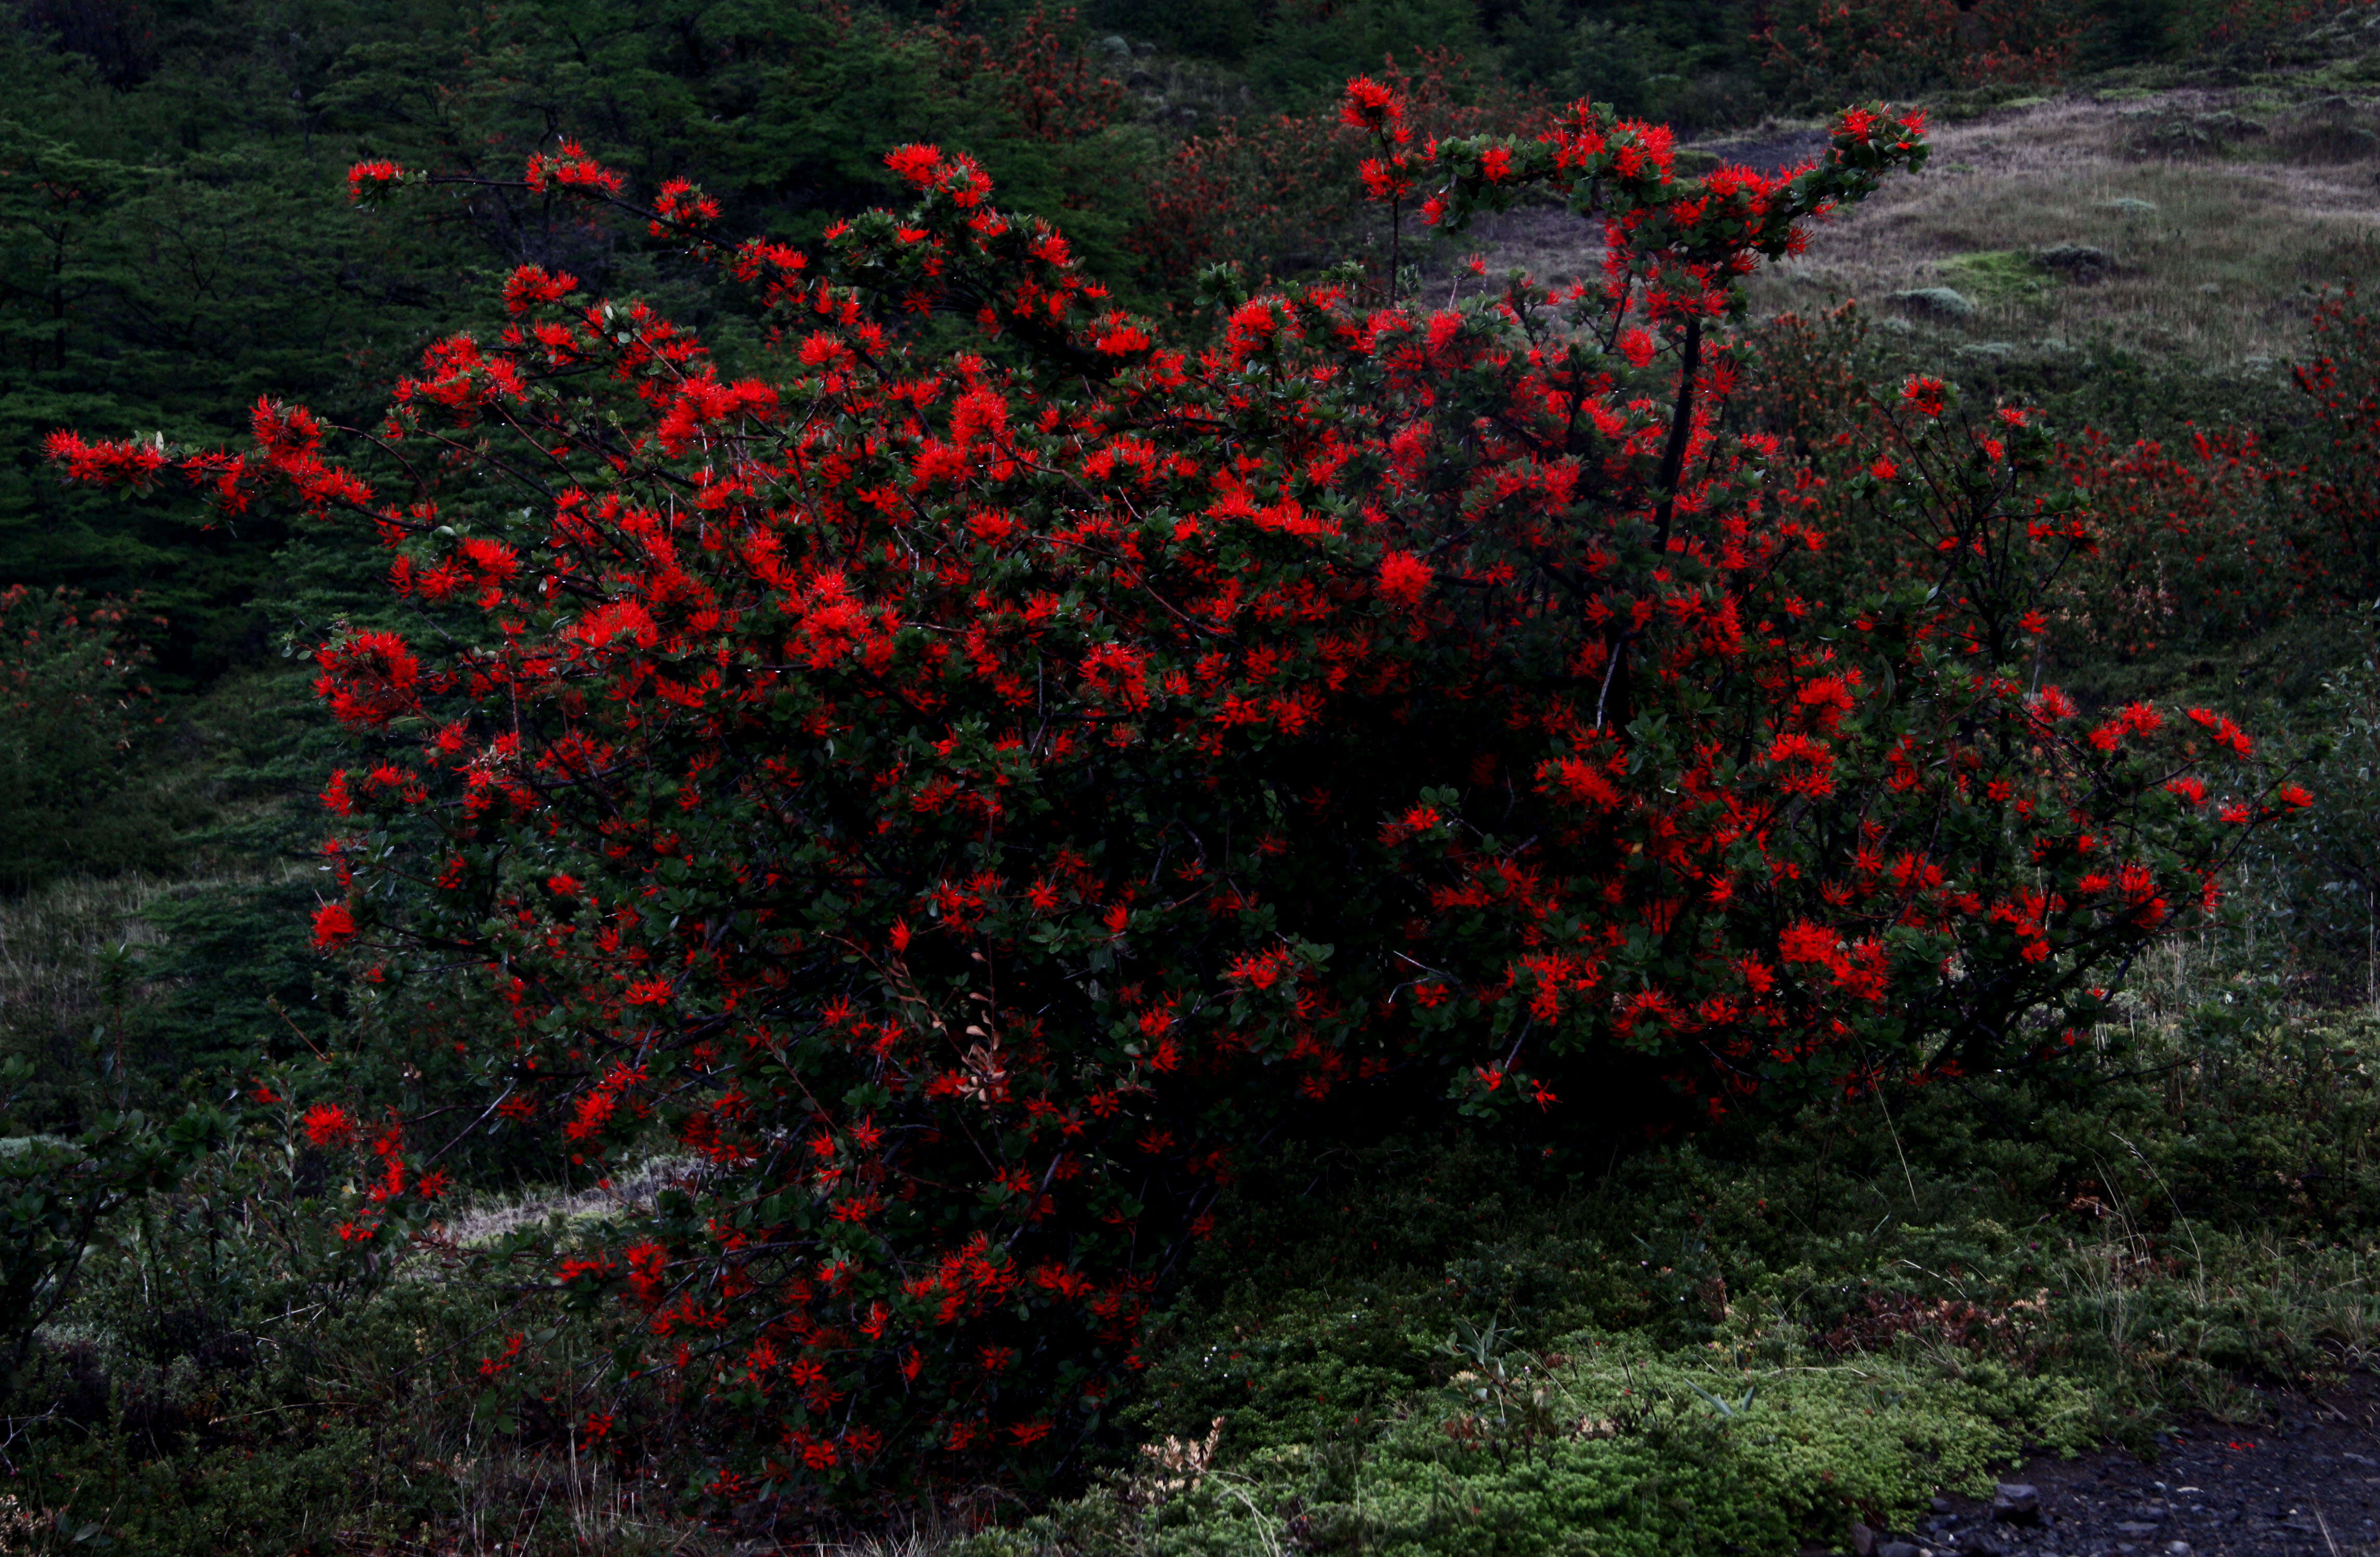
[
  {"left": 915, "top": 4, "right": 1123, "bottom": 144},
  {"left": 524, "top": 139, "right": 624, "bottom": 197},
  {"left": 1134, "top": 51, "right": 1547, "bottom": 288},
  {"left": 302, "top": 1102, "right": 356, "bottom": 1147},
  {"left": 345, "top": 159, "right": 404, "bottom": 205},
  {"left": 1761, "top": 0, "right": 2080, "bottom": 96},
  {"left": 41, "top": 431, "right": 167, "bottom": 492}
]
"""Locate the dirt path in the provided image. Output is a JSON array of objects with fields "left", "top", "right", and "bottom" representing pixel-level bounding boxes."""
[{"left": 1844, "top": 1374, "right": 2380, "bottom": 1557}]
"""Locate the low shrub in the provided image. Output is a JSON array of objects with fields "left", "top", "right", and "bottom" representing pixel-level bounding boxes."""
[
  {"left": 1759, "top": 0, "right": 2082, "bottom": 106},
  {"left": 0, "top": 587, "right": 170, "bottom": 893},
  {"left": 1128, "top": 50, "right": 1545, "bottom": 291},
  {"left": 968, "top": 1330, "right": 2092, "bottom": 1557}
]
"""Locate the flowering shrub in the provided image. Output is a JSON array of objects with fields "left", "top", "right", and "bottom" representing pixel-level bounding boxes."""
[
  {"left": 1131, "top": 50, "right": 1545, "bottom": 290},
  {"left": 51, "top": 88, "right": 2292, "bottom": 1506},
  {"left": 2170, "top": 0, "right": 2380, "bottom": 50},
  {"left": 2289, "top": 285, "right": 2380, "bottom": 611},
  {"left": 919, "top": 4, "right": 1126, "bottom": 144},
  {"left": 1759, "top": 0, "right": 2081, "bottom": 101},
  {"left": 2042, "top": 288, "right": 2378, "bottom": 645},
  {"left": 2053, "top": 426, "right": 2288, "bottom": 653},
  {"left": 0, "top": 585, "right": 161, "bottom": 890},
  {"left": 1745, "top": 303, "right": 2334, "bottom": 659}
]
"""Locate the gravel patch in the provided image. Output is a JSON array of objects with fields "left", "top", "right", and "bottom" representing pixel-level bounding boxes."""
[{"left": 1831, "top": 1373, "right": 2380, "bottom": 1557}]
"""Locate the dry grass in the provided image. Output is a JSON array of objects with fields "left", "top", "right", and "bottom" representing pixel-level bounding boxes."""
[
  {"left": 0, "top": 874, "right": 174, "bottom": 1046},
  {"left": 317, "top": 1439, "right": 976, "bottom": 1557},
  {"left": 0, "top": 872, "right": 188, "bottom": 1103},
  {"left": 1744, "top": 90, "right": 2380, "bottom": 368},
  {"left": 1430, "top": 89, "right": 2380, "bottom": 370},
  {"left": 438, "top": 1154, "right": 697, "bottom": 1249},
  {"left": 0, "top": 864, "right": 308, "bottom": 1082}
]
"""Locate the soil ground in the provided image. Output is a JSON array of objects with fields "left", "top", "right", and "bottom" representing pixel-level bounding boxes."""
[{"left": 1844, "top": 1373, "right": 2380, "bottom": 1557}]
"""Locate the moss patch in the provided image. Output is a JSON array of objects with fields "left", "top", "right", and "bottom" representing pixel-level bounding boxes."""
[
  {"left": 960, "top": 1323, "right": 2093, "bottom": 1557},
  {"left": 1937, "top": 249, "right": 2051, "bottom": 301}
]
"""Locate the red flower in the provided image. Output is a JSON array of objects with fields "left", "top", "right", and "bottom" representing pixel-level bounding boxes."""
[
  {"left": 2186, "top": 707, "right": 2254, "bottom": 757},
  {"left": 1900, "top": 375, "right": 1947, "bottom": 416},
  {"left": 303, "top": 1103, "right": 357, "bottom": 1147},
  {"left": 1377, "top": 550, "right": 1431, "bottom": 608},
  {"left": 1340, "top": 76, "right": 1402, "bottom": 131},
  {"left": 886, "top": 143, "right": 943, "bottom": 187},
  {"left": 1778, "top": 921, "right": 1839, "bottom": 966},
  {"left": 524, "top": 140, "right": 622, "bottom": 196},
  {"left": 312, "top": 902, "right": 358, "bottom": 948},
  {"left": 502, "top": 265, "right": 579, "bottom": 313},
  {"left": 345, "top": 159, "right": 404, "bottom": 203},
  {"left": 42, "top": 430, "right": 167, "bottom": 489},
  {"left": 313, "top": 630, "right": 421, "bottom": 729}
]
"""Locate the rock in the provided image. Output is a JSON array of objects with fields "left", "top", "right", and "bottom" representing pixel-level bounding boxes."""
[
  {"left": 1879, "top": 1544, "right": 1924, "bottom": 1557},
  {"left": 2037, "top": 242, "right": 2111, "bottom": 275},
  {"left": 2286, "top": 120, "right": 2380, "bottom": 161},
  {"left": 1992, "top": 1483, "right": 2042, "bottom": 1525},
  {"left": 1851, "top": 1522, "right": 1880, "bottom": 1556},
  {"left": 2196, "top": 110, "right": 2266, "bottom": 138},
  {"left": 2164, "top": 1544, "right": 2193, "bottom": 1556},
  {"left": 2135, "top": 118, "right": 2213, "bottom": 154},
  {"left": 1887, "top": 287, "right": 1977, "bottom": 320},
  {"left": 1932, "top": 1497, "right": 1955, "bottom": 1514},
  {"left": 2116, "top": 1521, "right": 2163, "bottom": 1537},
  {"left": 1959, "top": 1529, "right": 2011, "bottom": 1556}
]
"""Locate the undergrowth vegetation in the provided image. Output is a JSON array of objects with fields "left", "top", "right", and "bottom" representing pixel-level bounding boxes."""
[{"left": 965, "top": 997, "right": 2380, "bottom": 1553}]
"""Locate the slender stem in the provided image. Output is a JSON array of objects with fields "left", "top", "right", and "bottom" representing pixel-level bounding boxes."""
[{"left": 1651, "top": 316, "right": 1704, "bottom": 552}]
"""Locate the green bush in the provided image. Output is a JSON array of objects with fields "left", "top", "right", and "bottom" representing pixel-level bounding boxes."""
[{"left": 0, "top": 587, "right": 175, "bottom": 893}]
